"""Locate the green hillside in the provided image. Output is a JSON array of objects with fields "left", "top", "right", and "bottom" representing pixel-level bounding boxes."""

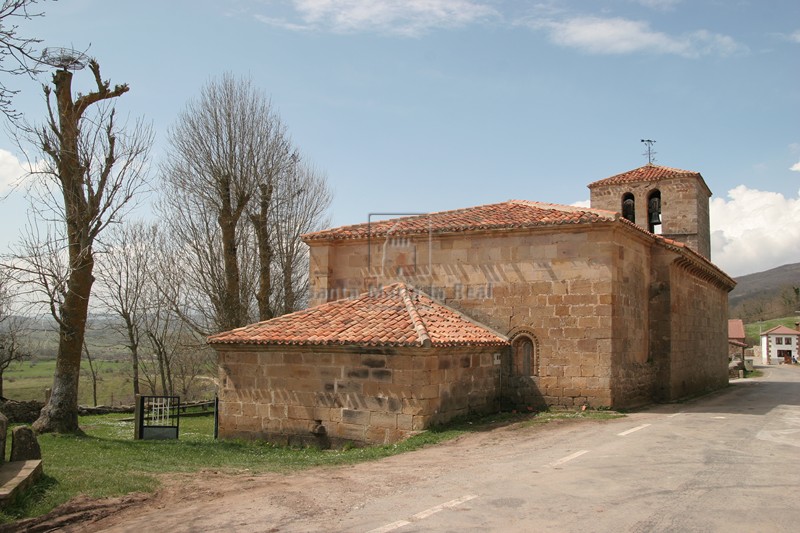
[{"left": 744, "top": 316, "right": 800, "bottom": 346}]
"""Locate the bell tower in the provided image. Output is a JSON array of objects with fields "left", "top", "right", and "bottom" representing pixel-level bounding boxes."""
[{"left": 587, "top": 164, "right": 712, "bottom": 259}]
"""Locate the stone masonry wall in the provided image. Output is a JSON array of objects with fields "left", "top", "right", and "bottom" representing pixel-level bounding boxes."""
[
  {"left": 667, "top": 261, "right": 729, "bottom": 399},
  {"left": 647, "top": 248, "right": 675, "bottom": 402},
  {"left": 308, "top": 224, "right": 621, "bottom": 409},
  {"left": 217, "top": 345, "right": 502, "bottom": 446},
  {"left": 609, "top": 228, "right": 658, "bottom": 408},
  {"left": 589, "top": 177, "right": 711, "bottom": 259}
]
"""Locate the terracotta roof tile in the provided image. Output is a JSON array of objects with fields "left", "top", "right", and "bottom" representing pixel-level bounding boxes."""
[
  {"left": 587, "top": 164, "right": 703, "bottom": 189},
  {"left": 302, "top": 200, "right": 618, "bottom": 241},
  {"left": 207, "top": 283, "right": 509, "bottom": 348},
  {"left": 728, "top": 319, "right": 746, "bottom": 340}
]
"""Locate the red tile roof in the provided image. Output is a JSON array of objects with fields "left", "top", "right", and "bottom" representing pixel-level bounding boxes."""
[
  {"left": 761, "top": 325, "right": 800, "bottom": 337},
  {"left": 207, "top": 283, "right": 509, "bottom": 348},
  {"left": 728, "top": 319, "right": 746, "bottom": 340},
  {"left": 303, "top": 200, "right": 618, "bottom": 241},
  {"left": 587, "top": 164, "right": 704, "bottom": 189}
]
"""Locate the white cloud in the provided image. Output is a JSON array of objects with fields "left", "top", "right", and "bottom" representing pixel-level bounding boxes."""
[
  {"left": 710, "top": 186, "right": 800, "bottom": 277},
  {"left": 789, "top": 30, "right": 800, "bottom": 43},
  {"left": 259, "top": 0, "right": 499, "bottom": 36},
  {"left": 634, "top": 0, "right": 682, "bottom": 10},
  {"left": 791, "top": 161, "right": 800, "bottom": 172},
  {"left": 530, "top": 16, "right": 743, "bottom": 57},
  {"left": 0, "top": 149, "right": 31, "bottom": 193},
  {"left": 571, "top": 186, "right": 800, "bottom": 276}
]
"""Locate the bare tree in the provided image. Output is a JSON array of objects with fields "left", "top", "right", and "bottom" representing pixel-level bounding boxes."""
[
  {"left": 0, "top": 0, "right": 47, "bottom": 120},
  {"left": 161, "top": 74, "right": 257, "bottom": 331},
  {"left": 94, "top": 220, "right": 155, "bottom": 398},
  {"left": 0, "top": 315, "right": 32, "bottom": 398},
  {"left": 10, "top": 59, "right": 151, "bottom": 433},
  {"left": 170, "top": 340, "right": 214, "bottom": 400},
  {"left": 270, "top": 162, "right": 331, "bottom": 313},
  {"left": 139, "top": 225, "right": 208, "bottom": 396},
  {"left": 0, "top": 266, "right": 32, "bottom": 398},
  {"left": 159, "top": 73, "right": 305, "bottom": 332}
]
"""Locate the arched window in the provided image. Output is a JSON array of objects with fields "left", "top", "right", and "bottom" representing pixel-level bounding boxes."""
[
  {"left": 621, "top": 193, "right": 635, "bottom": 223},
  {"left": 647, "top": 190, "right": 662, "bottom": 234},
  {"left": 512, "top": 335, "right": 537, "bottom": 376}
]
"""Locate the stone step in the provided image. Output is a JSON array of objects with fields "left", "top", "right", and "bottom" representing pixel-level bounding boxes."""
[{"left": 0, "top": 460, "right": 43, "bottom": 506}]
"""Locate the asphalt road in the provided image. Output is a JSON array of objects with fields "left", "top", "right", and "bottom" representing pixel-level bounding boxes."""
[{"left": 337, "top": 364, "right": 800, "bottom": 533}]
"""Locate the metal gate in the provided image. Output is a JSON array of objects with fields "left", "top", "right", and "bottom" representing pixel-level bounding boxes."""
[{"left": 135, "top": 395, "right": 180, "bottom": 440}]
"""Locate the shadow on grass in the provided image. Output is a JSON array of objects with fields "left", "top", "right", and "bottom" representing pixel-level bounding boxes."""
[{"left": 0, "top": 474, "right": 59, "bottom": 523}]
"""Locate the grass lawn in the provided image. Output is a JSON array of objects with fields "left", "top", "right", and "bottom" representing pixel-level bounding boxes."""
[
  {"left": 3, "top": 360, "right": 136, "bottom": 406},
  {"left": 0, "top": 409, "right": 623, "bottom": 524}
]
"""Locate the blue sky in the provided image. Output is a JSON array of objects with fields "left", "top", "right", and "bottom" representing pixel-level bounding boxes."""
[{"left": 0, "top": 0, "right": 798, "bottom": 277}]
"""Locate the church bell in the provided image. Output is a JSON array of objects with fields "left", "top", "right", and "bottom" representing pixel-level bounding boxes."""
[{"left": 648, "top": 195, "right": 661, "bottom": 226}]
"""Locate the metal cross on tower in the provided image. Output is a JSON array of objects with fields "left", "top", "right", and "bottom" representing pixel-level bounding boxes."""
[{"left": 641, "top": 139, "right": 656, "bottom": 164}]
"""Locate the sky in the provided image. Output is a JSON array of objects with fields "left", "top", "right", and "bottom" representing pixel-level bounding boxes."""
[{"left": 0, "top": 0, "right": 798, "bottom": 278}]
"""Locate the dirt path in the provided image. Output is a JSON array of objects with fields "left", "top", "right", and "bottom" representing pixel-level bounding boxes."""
[{"left": 9, "top": 417, "right": 603, "bottom": 532}]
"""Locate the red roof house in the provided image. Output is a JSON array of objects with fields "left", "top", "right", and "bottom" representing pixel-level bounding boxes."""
[
  {"left": 760, "top": 325, "right": 800, "bottom": 365},
  {"left": 211, "top": 284, "right": 511, "bottom": 446}
]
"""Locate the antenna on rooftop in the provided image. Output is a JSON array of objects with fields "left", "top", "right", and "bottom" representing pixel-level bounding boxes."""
[
  {"left": 39, "top": 47, "right": 90, "bottom": 71},
  {"left": 641, "top": 139, "right": 657, "bottom": 165}
]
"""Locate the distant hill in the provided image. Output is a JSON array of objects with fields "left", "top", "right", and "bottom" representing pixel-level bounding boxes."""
[{"left": 729, "top": 263, "right": 800, "bottom": 322}]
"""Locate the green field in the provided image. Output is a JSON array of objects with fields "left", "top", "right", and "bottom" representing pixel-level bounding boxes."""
[
  {"left": 3, "top": 360, "right": 134, "bottom": 405},
  {"left": 3, "top": 360, "right": 215, "bottom": 406}
]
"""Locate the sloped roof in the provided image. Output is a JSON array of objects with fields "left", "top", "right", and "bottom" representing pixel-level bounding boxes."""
[
  {"left": 207, "top": 283, "right": 509, "bottom": 348},
  {"left": 302, "top": 200, "right": 618, "bottom": 241},
  {"left": 761, "top": 325, "right": 800, "bottom": 337},
  {"left": 728, "top": 319, "right": 746, "bottom": 340},
  {"left": 587, "top": 164, "right": 708, "bottom": 192}
]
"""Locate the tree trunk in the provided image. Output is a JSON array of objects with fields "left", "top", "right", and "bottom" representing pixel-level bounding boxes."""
[
  {"left": 218, "top": 174, "right": 246, "bottom": 330},
  {"left": 151, "top": 336, "right": 168, "bottom": 396},
  {"left": 123, "top": 313, "right": 141, "bottom": 396},
  {"left": 165, "top": 355, "right": 174, "bottom": 397},
  {"left": 84, "top": 343, "right": 99, "bottom": 407},
  {"left": 282, "top": 262, "right": 295, "bottom": 314},
  {"left": 219, "top": 216, "right": 242, "bottom": 329},
  {"left": 33, "top": 253, "right": 94, "bottom": 433},
  {"left": 252, "top": 182, "right": 274, "bottom": 321},
  {"left": 131, "top": 347, "right": 141, "bottom": 397},
  {"left": 159, "top": 351, "right": 168, "bottom": 395}
]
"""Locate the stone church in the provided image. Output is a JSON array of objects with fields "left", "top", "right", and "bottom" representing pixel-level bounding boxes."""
[{"left": 209, "top": 164, "right": 735, "bottom": 446}]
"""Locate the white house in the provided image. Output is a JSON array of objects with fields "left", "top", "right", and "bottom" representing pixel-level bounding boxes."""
[{"left": 760, "top": 325, "right": 800, "bottom": 365}]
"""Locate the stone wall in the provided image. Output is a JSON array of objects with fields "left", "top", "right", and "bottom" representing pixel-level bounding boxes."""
[
  {"left": 307, "top": 219, "right": 732, "bottom": 410},
  {"left": 217, "top": 344, "right": 502, "bottom": 446},
  {"left": 0, "top": 400, "right": 44, "bottom": 424},
  {"left": 728, "top": 343, "right": 746, "bottom": 360},
  {"left": 589, "top": 176, "right": 711, "bottom": 259},
  {"left": 609, "top": 228, "right": 659, "bottom": 408},
  {"left": 309, "top": 224, "right": 621, "bottom": 409},
  {"left": 667, "top": 260, "right": 730, "bottom": 399}
]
